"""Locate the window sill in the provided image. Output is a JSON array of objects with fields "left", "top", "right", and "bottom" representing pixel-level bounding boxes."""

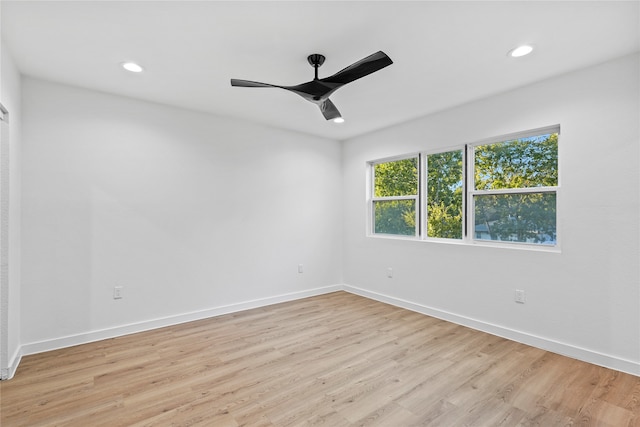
[{"left": 367, "top": 234, "right": 561, "bottom": 253}]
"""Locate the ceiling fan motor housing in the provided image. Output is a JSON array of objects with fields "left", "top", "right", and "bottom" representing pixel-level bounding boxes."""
[{"left": 307, "top": 54, "right": 326, "bottom": 69}]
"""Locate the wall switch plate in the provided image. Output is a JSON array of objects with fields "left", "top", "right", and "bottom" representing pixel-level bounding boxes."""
[
  {"left": 113, "top": 286, "right": 123, "bottom": 299},
  {"left": 387, "top": 267, "right": 393, "bottom": 278},
  {"left": 298, "top": 264, "right": 304, "bottom": 273},
  {"left": 515, "top": 289, "right": 526, "bottom": 304}
]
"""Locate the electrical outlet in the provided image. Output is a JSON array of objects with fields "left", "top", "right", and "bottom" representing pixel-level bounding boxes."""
[
  {"left": 387, "top": 267, "right": 393, "bottom": 278},
  {"left": 113, "top": 286, "right": 123, "bottom": 299},
  {"left": 515, "top": 289, "right": 525, "bottom": 304}
]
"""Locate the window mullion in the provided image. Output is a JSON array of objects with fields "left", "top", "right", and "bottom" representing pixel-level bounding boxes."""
[
  {"left": 463, "top": 145, "right": 468, "bottom": 239},
  {"left": 465, "top": 144, "right": 474, "bottom": 243},
  {"left": 419, "top": 152, "right": 426, "bottom": 239}
]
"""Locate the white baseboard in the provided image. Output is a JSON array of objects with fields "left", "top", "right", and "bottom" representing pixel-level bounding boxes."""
[
  {"left": 7, "top": 284, "right": 639, "bottom": 380},
  {"left": 343, "top": 285, "right": 640, "bottom": 377},
  {"left": 2, "top": 346, "right": 23, "bottom": 380},
  {"left": 17, "top": 285, "right": 343, "bottom": 364}
]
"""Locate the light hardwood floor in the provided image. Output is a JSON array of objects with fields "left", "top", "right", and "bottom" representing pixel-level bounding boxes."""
[{"left": 1, "top": 291, "right": 639, "bottom": 426}]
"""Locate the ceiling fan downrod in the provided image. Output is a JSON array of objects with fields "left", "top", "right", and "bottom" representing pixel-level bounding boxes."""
[{"left": 307, "top": 54, "right": 325, "bottom": 80}]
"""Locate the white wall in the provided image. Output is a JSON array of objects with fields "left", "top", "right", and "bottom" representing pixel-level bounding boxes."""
[
  {"left": 0, "top": 41, "right": 22, "bottom": 379},
  {"left": 20, "top": 78, "right": 342, "bottom": 351},
  {"left": 342, "top": 53, "right": 640, "bottom": 375},
  {"left": 13, "top": 54, "right": 640, "bottom": 377}
]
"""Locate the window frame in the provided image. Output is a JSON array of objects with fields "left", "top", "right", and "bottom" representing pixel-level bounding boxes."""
[
  {"left": 422, "top": 145, "right": 467, "bottom": 243},
  {"left": 367, "top": 126, "right": 560, "bottom": 251},
  {"left": 368, "top": 153, "right": 420, "bottom": 238},
  {"left": 467, "top": 126, "right": 559, "bottom": 248}
]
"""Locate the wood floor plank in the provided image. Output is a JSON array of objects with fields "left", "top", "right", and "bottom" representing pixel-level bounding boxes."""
[{"left": 2, "top": 291, "right": 639, "bottom": 426}]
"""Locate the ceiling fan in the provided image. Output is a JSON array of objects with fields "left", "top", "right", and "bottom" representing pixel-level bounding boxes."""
[{"left": 230, "top": 51, "right": 393, "bottom": 121}]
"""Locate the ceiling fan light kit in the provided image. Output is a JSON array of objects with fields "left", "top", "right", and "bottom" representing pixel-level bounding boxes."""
[
  {"left": 121, "top": 62, "right": 144, "bottom": 73},
  {"left": 508, "top": 45, "right": 534, "bottom": 58},
  {"left": 231, "top": 51, "right": 393, "bottom": 121}
]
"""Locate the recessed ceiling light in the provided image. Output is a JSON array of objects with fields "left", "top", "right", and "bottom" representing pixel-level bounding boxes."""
[
  {"left": 121, "top": 62, "right": 144, "bottom": 73},
  {"left": 508, "top": 45, "right": 534, "bottom": 58},
  {"left": 333, "top": 117, "right": 345, "bottom": 123}
]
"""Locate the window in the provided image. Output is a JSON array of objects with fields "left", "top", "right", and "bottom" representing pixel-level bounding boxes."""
[
  {"left": 370, "top": 156, "right": 418, "bottom": 236},
  {"left": 471, "top": 132, "right": 558, "bottom": 245},
  {"left": 426, "top": 149, "right": 464, "bottom": 240},
  {"left": 368, "top": 127, "right": 559, "bottom": 248}
]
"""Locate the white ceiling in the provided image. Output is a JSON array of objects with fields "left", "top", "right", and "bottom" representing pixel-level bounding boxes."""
[{"left": 2, "top": 1, "right": 639, "bottom": 140}]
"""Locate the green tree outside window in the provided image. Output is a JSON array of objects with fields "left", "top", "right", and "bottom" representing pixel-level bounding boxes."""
[{"left": 373, "top": 158, "right": 418, "bottom": 236}]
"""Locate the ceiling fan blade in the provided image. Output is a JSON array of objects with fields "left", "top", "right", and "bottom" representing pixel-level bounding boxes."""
[
  {"left": 230, "top": 79, "right": 281, "bottom": 89},
  {"left": 321, "top": 51, "right": 393, "bottom": 86},
  {"left": 320, "top": 99, "right": 341, "bottom": 121},
  {"left": 232, "top": 78, "right": 329, "bottom": 105}
]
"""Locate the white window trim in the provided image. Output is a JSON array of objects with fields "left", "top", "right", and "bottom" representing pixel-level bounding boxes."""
[{"left": 367, "top": 126, "right": 561, "bottom": 252}]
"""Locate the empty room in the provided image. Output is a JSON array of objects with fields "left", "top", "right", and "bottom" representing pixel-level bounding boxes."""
[{"left": 1, "top": 1, "right": 639, "bottom": 426}]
